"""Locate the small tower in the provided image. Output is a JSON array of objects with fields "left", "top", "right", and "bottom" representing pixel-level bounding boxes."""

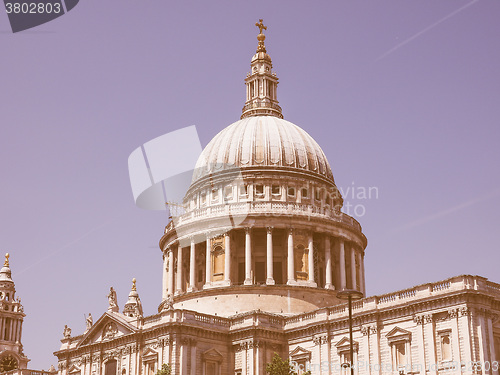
[
  {"left": 122, "top": 278, "right": 143, "bottom": 318},
  {"left": 0, "top": 253, "right": 29, "bottom": 371},
  {"left": 241, "top": 19, "right": 283, "bottom": 119}
]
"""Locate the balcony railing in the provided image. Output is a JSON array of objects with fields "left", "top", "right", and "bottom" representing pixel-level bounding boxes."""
[
  {"left": 3, "top": 369, "right": 56, "bottom": 375},
  {"left": 165, "top": 201, "right": 362, "bottom": 233}
]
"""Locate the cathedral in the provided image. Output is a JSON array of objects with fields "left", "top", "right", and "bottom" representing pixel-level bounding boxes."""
[{"left": 51, "top": 21, "right": 500, "bottom": 375}]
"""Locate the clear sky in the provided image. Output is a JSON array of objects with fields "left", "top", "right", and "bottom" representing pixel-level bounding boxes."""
[{"left": 1, "top": 0, "right": 499, "bottom": 368}]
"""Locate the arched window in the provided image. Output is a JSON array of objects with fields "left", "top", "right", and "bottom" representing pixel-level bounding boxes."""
[
  {"left": 294, "top": 244, "right": 308, "bottom": 281},
  {"left": 212, "top": 245, "right": 224, "bottom": 281}
]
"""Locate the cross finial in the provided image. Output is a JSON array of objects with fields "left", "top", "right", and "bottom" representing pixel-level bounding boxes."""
[{"left": 255, "top": 19, "right": 267, "bottom": 34}]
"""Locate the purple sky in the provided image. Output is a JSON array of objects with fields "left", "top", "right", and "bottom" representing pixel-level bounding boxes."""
[{"left": 1, "top": 0, "right": 499, "bottom": 368}]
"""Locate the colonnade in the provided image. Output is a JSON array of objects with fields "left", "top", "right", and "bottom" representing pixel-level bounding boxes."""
[
  {"left": 0, "top": 316, "right": 23, "bottom": 342},
  {"left": 162, "top": 228, "right": 365, "bottom": 299}
]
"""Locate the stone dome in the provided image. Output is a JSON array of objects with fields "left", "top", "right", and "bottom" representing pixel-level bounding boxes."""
[{"left": 192, "top": 116, "right": 335, "bottom": 184}]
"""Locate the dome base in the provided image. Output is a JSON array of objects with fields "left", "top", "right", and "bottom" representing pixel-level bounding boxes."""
[{"left": 159, "top": 285, "right": 342, "bottom": 316}]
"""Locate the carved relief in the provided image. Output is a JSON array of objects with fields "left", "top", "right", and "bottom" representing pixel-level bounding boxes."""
[
  {"left": 103, "top": 322, "right": 118, "bottom": 340},
  {"left": 413, "top": 315, "right": 424, "bottom": 325},
  {"left": 313, "top": 335, "right": 328, "bottom": 344},
  {"left": 460, "top": 307, "right": 471, "bottom": 316}
]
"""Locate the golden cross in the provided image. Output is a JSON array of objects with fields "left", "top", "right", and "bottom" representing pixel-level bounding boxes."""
[{"left": 255, "top": 19, "right": 267, "bottom": 34}]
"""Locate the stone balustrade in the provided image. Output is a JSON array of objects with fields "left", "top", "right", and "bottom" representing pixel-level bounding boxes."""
[
  {"left": 3, "top": 370, "right": 56, "bottom": 375},
  {"left": 165, "top": 201, "right": 361, "bottom": 234},
  {"left": 283, "top": 274, "right": 500, "bottom": 330}
]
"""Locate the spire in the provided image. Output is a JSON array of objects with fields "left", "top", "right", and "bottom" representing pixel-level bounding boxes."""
[
  {"left": 241, "top": 19, "right": 283, "bottom": 119},
  {"left": 123, "top": 278, "right": 143, "bottom": 318}
]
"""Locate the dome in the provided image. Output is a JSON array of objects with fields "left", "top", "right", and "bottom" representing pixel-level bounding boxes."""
[{"left": 192, "top": 116, "right": 335, "bottom": 184}]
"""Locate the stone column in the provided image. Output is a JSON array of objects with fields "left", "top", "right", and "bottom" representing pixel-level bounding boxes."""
[
  {"left": 247, "top": 341, "right": 255, "bottom": 375},
  {"left": 11, "top": 319, "right": 16, "bottom": 341},
  {"left": 287, "top": 228, "right": 296, "bottom": 285},
  {"left": 244, "top": 227, "right": 253, "bottom": 285},
  {"left": 188, "top": 238, "right": 196, "bottom": 292},
  {"left": 450, "top": 310, "right": 463, "bottom": 375},
  {"left": 325, "top": 235, "right": 333, "bottom": 289},
  {"left": 361, "top": 328, "right": 371, "bottom": 375},
  {"left": 488, "top": 314, "right": 498, "bottom": 375},
  {"left": 308, "top": 232, "right": 316, "bottom": 286},
  {"left": 190, "top": 344, "right": 197, "bottom": 375},
  {"left": 16, "top": 319, "right": 22, "bottom": 343},
  {"left": 360, "top": 252, "right": 366, "bottom": 295},
  {"left": 162, "top": 250, "right": 168, "bottom": 300},
  {"left": 414, "top": 316, "right": 427, "bottom": 375},
  {"left": 478, "top": 310, "right": 488, "bottom": 375},
  {"left": 357, "top": 251, "right": 363, "bottom": 294},
  {"left": 224, "top": 232, "right": 231, "bottom": 285},
  {"left": 168, "top": 248, "right": 174, "bottom": 297},
  {"left": 176, "top": 244, "right": 183, "bottom": 294},
  {"left": 339, "top": 239, "right": 346, "bottom": 289},
  {"left": 460, "top": 308, "right": 473, "bottom": 375},
  {"left": 351, "top": 245, "right": 357, "bottom": 290},
  {"left": 204, "top": 234, "right": 211, "bottom": 288},
  {"left": 180, "top": 339, "right": 188, "bottom": 375},
  {"left": 266, "top": 227, "right": 275, "bottom": 285},
  {"left": 424, "top": 315, "right": 437, "bottom": 375},
  {"left": 9, "top": 319, "right": 15, "bottom": 342}
]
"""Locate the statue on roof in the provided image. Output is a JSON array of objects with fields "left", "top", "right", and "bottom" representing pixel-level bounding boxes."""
[
  {"left": 63, "top": 325, "right": 71, "bottom": 339},
  {"left": 107, "top": 286, "right": 118, "bottom": 312},
  {"left": 85, "top": 313, "right": 93, "bottom": 331}
]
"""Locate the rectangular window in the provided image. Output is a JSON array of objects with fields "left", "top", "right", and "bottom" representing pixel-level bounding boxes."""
[
  {"left": 288, "top": 187, "right": 296, "bottom": 197},
  {"left": 440, "top": 332, "right": 452, "bottom": 361},
  {"left": 198, "top": 269, "right": 203, "bottom": 283},
  {"left": 240, "top": 184, "right": 248, "bottom": 196},
  {"left": 255, "top": 184, "right": 264, "bottom": 197},
  {"left": 206, "top": 362, "right": 217, "bottom": 375},
  {"left": 212, "top": 188, "right": 219, "bottom": 201},
  {"left": 301, "top": 188, "right": 309, "bottom": 199},
  {"left": 272, "top": 185, "right": 280, "bottom": 195},
  {"left": 201, "top": 192, "right": 206, "bottom": 205},
  {"left": 396, "top": 343, "right": 406, "bottom": 367},
  {"left": 315, "top": 189, "right": 321, "bottom": 201},
  {"left": 224, "top": 186, "right": 233, "bottom": 200}
]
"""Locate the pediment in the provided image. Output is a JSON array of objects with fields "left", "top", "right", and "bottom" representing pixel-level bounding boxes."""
[
  {"left": 386, "top": 326, "right": 411, "bottom": 343},
  {"left": 143, "top": 347, "right": 158, "bottom": 361},
  {"left": 203, "top": 348, "right": 223, "bottom": 362},
  {"left": 68, "top": 365, "right": 80, "bottom": 374},
  {"left": 77, "top": 312, "right": 138, "bottom": 348},
  {"left": 289, "top": 346, "right": 311, "bottom": 360},
  {"left": 335, "top": 337, "right": 359, "bottom": 352}
]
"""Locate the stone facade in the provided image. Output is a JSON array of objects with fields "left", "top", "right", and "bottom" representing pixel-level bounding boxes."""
[
  {"left": 54, "top": 276, "right": 500, "bottom": 375},
  {"left": 53, "top": 21, "right": 500, "bottom": 375}
]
